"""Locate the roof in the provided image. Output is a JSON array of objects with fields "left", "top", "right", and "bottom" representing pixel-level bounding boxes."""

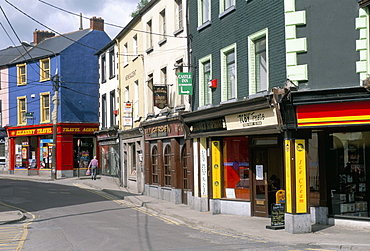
[
  {"left": 11, "top": 29, "right": 92, "bottom": 64},
  {"left": 0, "top": 46, "right": 28, "bottom": 66}
]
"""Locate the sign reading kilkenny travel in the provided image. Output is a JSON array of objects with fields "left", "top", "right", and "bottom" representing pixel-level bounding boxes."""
[
  {"left": 225, "top": 108, "right": 277, "bottom": 130},
  {"left": 153, "top": 86, "right": 168, "bottom": 109}
]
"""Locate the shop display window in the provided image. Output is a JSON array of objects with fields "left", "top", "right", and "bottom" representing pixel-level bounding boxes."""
[
  {"left": 223, "top": 137, "right": 250, "bottom": 200},
  {"left": 331, "top": 132, "right": 369, "bottom": 217}
]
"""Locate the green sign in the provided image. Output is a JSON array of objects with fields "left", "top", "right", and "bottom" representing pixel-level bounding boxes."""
[{"left": 178, "top": 72, "right": 193, "bottom": 95}]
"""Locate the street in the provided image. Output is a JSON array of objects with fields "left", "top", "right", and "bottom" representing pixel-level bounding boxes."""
[{"left": 0, "top": 178, "right": 357, "bottom": 251}]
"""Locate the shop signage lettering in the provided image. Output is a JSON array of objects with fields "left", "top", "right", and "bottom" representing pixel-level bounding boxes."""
[
  {"left": 295, "top": 139, "right": 307, "bottom": 213},
  {"left": 225, "top": 108, "right": 277, "bottom": 130},
  {"left": 10, "top": 127, "right": 97, "bottom": 137},
  {"left": 191, "top": 118, "right": 225, "bottom": 133},
  {"left": 125, "top": 70, "right": 136, "bottom": 80},
  {"left": 200, "top": 140, "right": 208, "bottom": 198},
  {"left": 144, "top": 123, "right": 183, "bottom": 139},
  {"left": 271, "top": 203, "right": 285, "bottom": 227},
  {"left": 212, "top": 141, "right": 222, "bottom": 199}
]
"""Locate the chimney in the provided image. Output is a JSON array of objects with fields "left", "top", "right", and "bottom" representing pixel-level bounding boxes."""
[
  {"left": 33, "top": 30, "right": 55, "bottom": 44},
  {"left": 90, "top": 17, "right": 104, "bottom": 31}
]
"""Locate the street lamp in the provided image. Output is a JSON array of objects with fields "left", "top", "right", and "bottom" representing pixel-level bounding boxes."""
[{"left": 22, "top": 41, "right": 59, "bottom": 180}]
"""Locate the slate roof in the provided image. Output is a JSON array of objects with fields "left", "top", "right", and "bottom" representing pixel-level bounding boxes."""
[
  {"left": 11, "top": 29, "right": 93, "bottom": 64},
  {"left": 0, "top": 46, "right": 28, "bottom": 66}
]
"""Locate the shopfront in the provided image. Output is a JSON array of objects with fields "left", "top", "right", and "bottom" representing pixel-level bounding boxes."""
[
  {"left": 143, "top": 117, "right": 192, "bottom": 204},
  {"left": 183, "top": 97, "right": 284, "bottom": 217},
  {"left": 295, "top": 100, "right": 370, "bottom": 221},
  {"left": 7, "top": 123, "right": 98, "bottom": 178}
]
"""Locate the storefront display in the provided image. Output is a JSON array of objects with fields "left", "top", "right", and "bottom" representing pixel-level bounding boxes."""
[{"left": 331, "top": 132, "right": 369, "bottom": 217}]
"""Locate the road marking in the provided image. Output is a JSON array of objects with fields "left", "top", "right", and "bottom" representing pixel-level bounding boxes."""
[
  {"left": 73, "top": 183, "right": 181, "bottom": 226},
  {"left": 0, "top": 201, "right": 35, "bottom": 251}
]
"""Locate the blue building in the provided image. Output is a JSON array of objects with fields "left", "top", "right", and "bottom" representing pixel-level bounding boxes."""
[{"left": 5, "top": 17, "right": 110, "bottom": 178}]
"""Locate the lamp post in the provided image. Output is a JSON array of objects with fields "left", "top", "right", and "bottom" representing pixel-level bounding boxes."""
[{"left": 22, "top": 42, "right": 59, "bottom": 180}]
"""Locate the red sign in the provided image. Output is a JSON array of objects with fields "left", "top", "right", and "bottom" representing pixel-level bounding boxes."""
[{"left": 297, "top": 101, "right": 370, "bottom": 127}]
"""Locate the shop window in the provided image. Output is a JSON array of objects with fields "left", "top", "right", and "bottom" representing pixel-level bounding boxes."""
[
  {"left": 152, "top": 146, "right": 159, "bottom": 184},
  {"left": 331, "top": 132, "right": 368, "bottom": 217},
  {"left": 308, "top": 133, "right": 320, "bottom": 206},
  {"left": 223, "top": 137, "right": 250, "bottom": 200},
  {"left": 164, "top": 145, "right": 171, "bottom": 186}
]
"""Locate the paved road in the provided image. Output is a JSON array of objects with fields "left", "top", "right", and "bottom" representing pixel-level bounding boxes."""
[{"left": 0, "top": 179, "right": 353, "bottom": 251}]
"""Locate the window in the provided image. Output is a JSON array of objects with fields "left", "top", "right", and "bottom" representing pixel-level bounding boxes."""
[
  {"left": 152, "top": 146, "right": 159, "bottom": 184},
  {"left": 109, "top": 48, "right": 115, "bottom": 78},
  {"left": 102, "top": 94, "right": 107, "bottom": 128},
  {"left": 198, "top": 0, "right": 210, "bottom": 26},
  {"left": 101, "top": 54, "right": 106, "bottom": 83},
  {"left": 221, "top": 44, "right": 237, "bottom": 101},
  {"left": 223, "top": 137, "right": 250, "bottom": 200},
  {"left": 220, "top": 0, "right": 235, "bottom": 13},
  {"left": 181, "top": 145, "right": 188, "bottom": 190},
  {"left": 175, "top": 0, "right": 183, "bottom": 32},
  {"left": 175, "top": 59, "right": 185, "bottom": 104},
  {"left": 40, "top": 93, "right": 50, "bottom": 123},
  {"left": 134, "top": 81, "right": 139, "bottom": 120},
  {"left": 130, "top": 143, "right": 137, "bottom": 176},
  {"left": 147, "top": 20, "right": 153, "bottom": 51},
  {"left": 248, "top": 29, "right": 268, "bottom": 95},
  {"left": 124, "top": 86, "right": 129, "bottom": 103},
  {"left": 199, "top": 55, "right": 212, "bottom": 106},
  {"left": 110, "top": 91, "right": 116, "bottom": 127},
  {"left": 17, "top": 63, "right": 26, "bottom": 85},
  {"left": 123, "top": 43, "right": 128, "bottom": 66},
  {"left": 164, "top": 145, "right": 171, "bottom": 186},
  {"left": 147, "top": 73, "right": 154, "bottom": 114},
  {"left": 160, "top": 9, "right": 166, "bottom": 42},
  {"left": 161, "top": 67, "right": 167, "bottom": 86},
  {"left": 17, "top": 96, "right": 27, "bottom": 125},
  {"left": 40, "top": 58, "right": 50, "bottom": 81},
  {"left": 133, "top": 35, "right": 138, "bottom": 59}
]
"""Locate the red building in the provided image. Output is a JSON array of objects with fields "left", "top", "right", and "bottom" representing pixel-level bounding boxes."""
[{"left": 7, "top": 123, "right": 98, "bottom": 178}]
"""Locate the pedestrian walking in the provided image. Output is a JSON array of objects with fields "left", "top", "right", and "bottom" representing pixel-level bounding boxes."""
[{"left": 88, "top": 156, "right": 98, "bottom": 180}]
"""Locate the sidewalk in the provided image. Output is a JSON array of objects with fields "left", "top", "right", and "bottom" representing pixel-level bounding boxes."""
[{"left": 1, "top": 174, "right": 370, "bottom": 250}]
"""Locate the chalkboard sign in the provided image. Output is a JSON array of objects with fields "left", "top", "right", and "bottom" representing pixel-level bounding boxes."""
[{"left": 271, "top": 203, "right": 285, "bottom": 226}]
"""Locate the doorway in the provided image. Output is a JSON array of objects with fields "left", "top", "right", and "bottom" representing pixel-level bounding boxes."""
[{"left": 251, "top": 138, "right": 283, "bottom": 217}]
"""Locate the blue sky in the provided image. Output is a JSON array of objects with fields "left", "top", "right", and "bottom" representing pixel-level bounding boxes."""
[{"left": 0, "top": 0, "right": 139, "bottom": 48}]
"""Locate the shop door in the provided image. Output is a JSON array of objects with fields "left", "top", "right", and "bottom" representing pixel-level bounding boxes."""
[
  {"left": 181, "top": 147, "right": 188, "bottom": 205},
  {"left": 252, "top": 149, "right": 269, "bottom": 217}
]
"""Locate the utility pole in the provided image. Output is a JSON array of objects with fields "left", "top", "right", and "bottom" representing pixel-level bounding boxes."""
[{"left": 51, "top": 73, "right": 59, "bottom": 180}]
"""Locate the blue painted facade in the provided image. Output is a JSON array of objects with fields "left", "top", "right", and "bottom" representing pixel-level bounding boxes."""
[{"left": 8, "top": 29, "right": 110, "bottom": 125}]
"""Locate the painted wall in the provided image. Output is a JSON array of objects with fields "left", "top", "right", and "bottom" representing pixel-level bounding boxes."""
[
  {"left": 0, "top": 68, "right": 9, "bottom": 127},
  {"left": 189, "top": 0, "right": 286, "bottom": 109},
  {"left": 59, "top": 30, "right": 110, "bottom": 123},
  {"left": 294, "top": 0, "right": 360, "bottom": 89}
]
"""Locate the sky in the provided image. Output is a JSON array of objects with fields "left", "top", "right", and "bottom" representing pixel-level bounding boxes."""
[{"left": 0, "top": 0, "right": 139, "bottom": 49}]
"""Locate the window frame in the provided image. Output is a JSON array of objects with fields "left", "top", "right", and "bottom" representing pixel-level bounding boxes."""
[
  {"left": 146, "top": 20, "right": 153, "bottom": 53},
  {"left": 198, "top": 0, "right": 211, "bottom": 28},
  {"left": 101, "top": 94, "right": 107, "bottom": 128},
  {"left": 40, "top": 58, "right": 50, "bottom": 82},
  {"left": 160, "top": 9, "right": 166, "bottom": 42},
  {"left": 199, "top": 55, "right": 212, "bottom": 107},
  {"left": 123, "top": 43, "right": 129, "bottom": 67},
  {"left": 17, "top": 96, "right": 27, "bottom": 125},
  {"left": 101, "top": 54, "right": 106, "bottom": 83},
  {"left": 220, "top": 44, "right": 237, "bottom": 102},
  {"left": 133, "top": 35, "right": 138, "bottom": 60},
  {"left": 109, "top": 48, "right": 115, "bottom": 79},
  {"left": 175, "top": 0, "right": 183, "bottom": 33},
  {"left": 248, "top": 28, "right": 269, "bottom": 95},
  {"left": 164, "top": 144, "right": 172, "bottom": 186},
  {"left": 40, "top": 92, "right": 50, "bottom": 123},
  {"left": 17, "top": 63, "right": 27, "bottom": 86},
  {"left": 151, "top": 146, "right": 159, "bottom": 184}
]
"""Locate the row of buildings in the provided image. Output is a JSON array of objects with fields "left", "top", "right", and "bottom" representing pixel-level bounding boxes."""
[{"left": 1, "top": 0, "right": 370, "bottom": 233}]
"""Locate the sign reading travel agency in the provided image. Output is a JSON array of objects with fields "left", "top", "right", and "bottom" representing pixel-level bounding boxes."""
[
  {"left": 177, "top": 72, "right": 193, "bottom": 95},
  {"left": 225, "top": 108, "right": 277, "bottom": 130}
]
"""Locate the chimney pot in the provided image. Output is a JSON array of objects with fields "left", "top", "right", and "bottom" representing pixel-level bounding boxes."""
[
  {"left": 33, "top": 30, "right": 55, "bottom": 44},
  {"left": 90, "top": 17, "right": 104, "bottom": 31}
]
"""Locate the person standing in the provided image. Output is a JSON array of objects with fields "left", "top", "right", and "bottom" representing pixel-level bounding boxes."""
[{"left": 88, "top": 156, "right": 98, "bottom": 180}]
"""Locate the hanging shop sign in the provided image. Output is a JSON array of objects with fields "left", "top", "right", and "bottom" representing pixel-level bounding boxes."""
[
  {"left": 153, "top": 86, "right": 168, "bottom": 109},
  {"left": 297, "top": 101, "right": 370, "bottom": 127},
  {"left": 144, "top": 122, "right": 184, "bottom": 140},
  {"left": 225, "top": 108, "right": 277, "bottom": 130},
  {"left": 177, "top": 72, "right": 193, "bottom": 95}
]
